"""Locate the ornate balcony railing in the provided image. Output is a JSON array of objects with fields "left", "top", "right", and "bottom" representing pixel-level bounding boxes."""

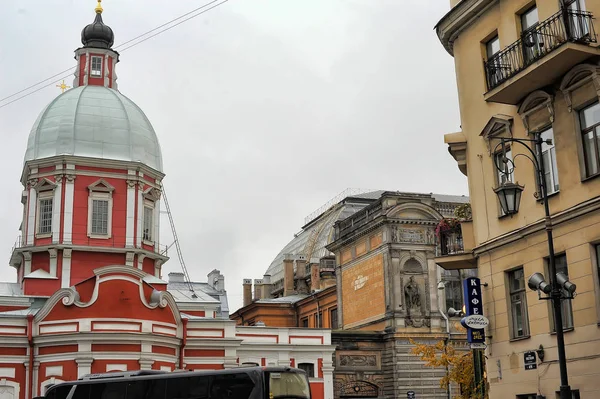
[
  {"left": 437, "top": 226, "right": 464, "bottom": 256},
  {"left": 485, "top": 9, "right": 596, "bottom": 91}
]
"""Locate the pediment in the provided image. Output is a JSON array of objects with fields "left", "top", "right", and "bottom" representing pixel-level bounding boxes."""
[
  {"left": 387, "top": 203, "right": 442, "bottom": 221},
  {"left": 143, "top": 187, "right": 161, "bottom": 201},
  {"left": 35, "top": 178, "right": 57, "bottom": 192},
  {"left": 559, "top": 63, "right": 600, "bottom": 112},
  {"left": 480, "top": 114, "right": 513, "bottom": 139},
  {"left": 518, "top": 90, "right": 554, "bottom": 133},
  {"left": 88, "top": 179, "right": 115, "bottom": 192}
]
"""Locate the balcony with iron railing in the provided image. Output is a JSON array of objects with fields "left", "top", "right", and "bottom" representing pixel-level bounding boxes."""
[
  {"left": 435, "top": 221, "right": 476, "bottom": 270},
  {"left": 484, "top": 9, "right": 598, "bottom": 104}
]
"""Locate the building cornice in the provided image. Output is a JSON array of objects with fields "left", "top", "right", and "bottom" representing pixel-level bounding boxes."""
[
  {"left": 474, "top": 195, "right": 600, "bottom": 255},
  {"left": 21, "top": 155, "right": 165, "bottom": 185},
  {"left": 434, "top": 0, "right": 497, "bottom": 55},
  {"left": 12, "top": 244, "right": 168, "bottom": 264}
]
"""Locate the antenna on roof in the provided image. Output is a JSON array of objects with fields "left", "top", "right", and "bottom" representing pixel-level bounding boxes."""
[{"left": 161, "top": 186, "right": 197, "bottom": 298}]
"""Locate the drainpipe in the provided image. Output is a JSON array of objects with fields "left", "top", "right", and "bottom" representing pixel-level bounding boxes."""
[
  {"left": 439, "top": 309, "right": 451, "bottom": 399},
  {"left": 27, "top": 314, "right": 34, "bottom": 399},
  {"left": 179, "top": 318, "right": 188, "bottom": 370}
]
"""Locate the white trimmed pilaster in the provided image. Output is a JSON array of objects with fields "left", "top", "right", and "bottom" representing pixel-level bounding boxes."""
[
  {"left": 126, "top": 252, "right": 135, "bottom": 267},
  {"left": 137, "top": 254, "right": 146, "bottom": 271},
  {"left": 23, "top": 252, "right": 32, "bottom": 276},
  {"left": 76, "top": 358, "right": 93, "bottom": 379},
  {"left": 26, "top": 181, "right": 37, "bottom": 246},
  {"left": 32, "top": 361, "right": 40, "bottom": 397},
  {"left": 63, "top": 170, "right": 75, "bottom": 244},
  {"left": 83, "top": 51, "right": 90, "bottom": 85},
  {"left": 61, "top": 249, "right": 72, "bottom": 288},
  {"left": 49, "top": 249, "right": 58, "bottom": 277},
  {"left": 104, "top": 54, "right": 110, "bottom": 87},
  {"left": 322, "top": 361, "right": 335, "bottom": 399},
  {"left": 52, "top": 175, "right": 63, "bottom": 244},
  {"left": 153, "top": 199, "right": 160, "bottom": 251},
  {"left": 136, "top": 181, "right": 144, "bottom": 248},
  {"left": 126, "top": 177, "right": 136, "bottom": 247},
  {"left": 154, "top": 259, "right": 163, "bottom": 278},
  {"left": 139, "top": 359, "right": 154, "bottom": 370}
]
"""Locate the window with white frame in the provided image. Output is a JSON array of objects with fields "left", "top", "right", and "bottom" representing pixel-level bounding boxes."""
[
  {"left": 91, "top": 197, "right": 109, "bottom": 235},
  {"left": 143, "top": 203, "right": 154, "bottom": 242},
  {"left": 540, "top": 127, "right": 559, "bottom": 195},
  {"left": 87, "top": 180, "right": 114, "bottom": 238},
  {"left": 579, "top": 101, "right": 600, "bottom": 177},
  {"left": 38, "top": 196, "right": 53, "bottom": 235},
  {"left": 91, "top": 56, "right": 103, "bottom": 77},
  {"left": 507, "top": 267, "right": 530, "bottom": 338}
]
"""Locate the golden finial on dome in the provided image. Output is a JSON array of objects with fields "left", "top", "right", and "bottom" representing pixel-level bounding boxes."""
[{"left": 95, "top": 0, "right": 103, "bottom": 14}]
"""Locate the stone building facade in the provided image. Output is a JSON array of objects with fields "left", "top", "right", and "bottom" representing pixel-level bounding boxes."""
[
  {"left": 435, "top": 0, "right": 600, "bottom": 397},
  {"left": 327, "top": 192, "right": 471, "bottom": 399}
]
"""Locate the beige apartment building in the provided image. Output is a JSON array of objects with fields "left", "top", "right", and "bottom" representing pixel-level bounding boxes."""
[{"left": 435, "top": 0, "right": 600, "bottom": 398}]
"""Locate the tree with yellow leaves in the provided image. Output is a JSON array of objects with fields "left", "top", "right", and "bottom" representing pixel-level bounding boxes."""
[{"left": 410, "top": 339, "right": 486, "bottom": 399}]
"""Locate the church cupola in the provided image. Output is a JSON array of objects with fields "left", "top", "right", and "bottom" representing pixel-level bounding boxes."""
[
  {"left": 81, "top": 1, "right": 114, "bottom": 49},
  {"left": 73, "top": 0, "right": 119, "bottom": 89}
]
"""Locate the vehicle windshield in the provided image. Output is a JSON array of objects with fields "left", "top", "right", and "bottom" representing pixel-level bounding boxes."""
[{"left": 268, "top": 372, "right": 310, "bottom": 399}]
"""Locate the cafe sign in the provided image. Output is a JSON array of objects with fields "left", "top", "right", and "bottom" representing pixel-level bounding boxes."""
[{"left": 461, "top": 277, "right": 485, "bottom": 344}]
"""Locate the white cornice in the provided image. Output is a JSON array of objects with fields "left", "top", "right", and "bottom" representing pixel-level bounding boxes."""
[
  {"left": 21, "top": 155, "right": 164, "bottom": 185},
  {"left": 0, "top": 296, "right": 34, "bottom": 307},
  {"left": 435, "top": 0, "right": 497, "bottom": 55},
  {"left": 13, "top": 244, "right": 168, "bottom": 263},
  {"left": 34, "top": 332, "right": 180, "bottom": 346}
]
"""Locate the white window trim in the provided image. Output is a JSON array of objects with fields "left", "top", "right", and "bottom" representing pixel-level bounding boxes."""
[
  {"left": 142, "top": 200, "right": 155, "bottom": 245},
  {"left": 87, "top": 191, "right": 113, "bottom": 239},
  {"left": 90, "top": 55, "right": 103, "bottom": 77},
  {"left": 36, "top": 191, "right": 54, "bottom": 238},
  {"left": 540, "top": 128, "right": 560, "bottom": 195}
]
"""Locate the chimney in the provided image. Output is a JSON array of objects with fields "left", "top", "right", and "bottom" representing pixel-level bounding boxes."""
[
  {"left": 254, "top": 279, "right": 264, "bottom": 300},
  {"left": 283, "top": 254, "right": 295, "bottom": 297},
  {"left": 295, "top": 256, "right": 309, "bottom": 294},
  {"left": 261, "top": 274, "right": 272, "bottom": 299},
  {"left": 168, "top": 272, "right": 185, "bottom": 283},
  {"left": 243, "top": 279, "right": 252, "bottom": 307},
  {"left": 310, "top": 264, "right": 321, "bottom": 291},
  {"left": 296, "top": 256, "right": 307, "bottom": 278}
]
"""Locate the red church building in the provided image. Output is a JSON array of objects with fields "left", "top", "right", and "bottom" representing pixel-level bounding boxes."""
[{"left": 0, "top": 3, "right": 334, "bottom": 399}]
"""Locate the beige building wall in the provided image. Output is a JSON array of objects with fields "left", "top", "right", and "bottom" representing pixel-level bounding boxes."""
[{"left": 436, "top": 0, "right": 600, "bottom": 398}]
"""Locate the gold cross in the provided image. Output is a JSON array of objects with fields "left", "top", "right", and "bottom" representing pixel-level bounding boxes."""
[{"left": 56, "top": 80, "right": 71, "bottom": 93}]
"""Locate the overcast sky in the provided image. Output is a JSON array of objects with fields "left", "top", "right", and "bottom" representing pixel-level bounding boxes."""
[{"left": 0, "top": 0, "right": 466, "bottom": 313}]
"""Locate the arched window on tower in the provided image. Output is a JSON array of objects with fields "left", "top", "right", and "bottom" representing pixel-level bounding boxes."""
[{"left": 87, "top": 179, "right": 115, "bottom": 239}]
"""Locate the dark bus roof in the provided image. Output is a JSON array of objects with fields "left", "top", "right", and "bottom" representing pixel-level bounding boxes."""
[{"left": 46, "top": 366, "right": 305, "bottom": 392}]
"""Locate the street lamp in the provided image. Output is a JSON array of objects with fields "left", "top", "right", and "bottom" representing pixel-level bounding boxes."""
[{"left": 493, "top": 133, "right": 574, "bottom": 399}]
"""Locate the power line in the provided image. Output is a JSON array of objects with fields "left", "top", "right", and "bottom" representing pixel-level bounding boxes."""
[{"left": 0, "top": 0, "right": 229, "bottom": 110}]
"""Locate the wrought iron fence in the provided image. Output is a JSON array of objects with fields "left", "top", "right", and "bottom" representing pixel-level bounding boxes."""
[{"left": 485, "top": 9, "right": 596, "bottom": 90}]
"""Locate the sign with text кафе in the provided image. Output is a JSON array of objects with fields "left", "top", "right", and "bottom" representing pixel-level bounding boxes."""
[{"left": 462, "top": 277, "right": 485, "bottom": 344}]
